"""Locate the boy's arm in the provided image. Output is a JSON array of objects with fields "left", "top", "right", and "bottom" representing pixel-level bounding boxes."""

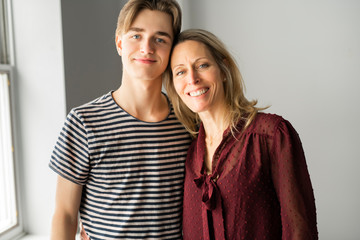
[{"left": 51, "top": 175, "right": 83, "bottom": 240}]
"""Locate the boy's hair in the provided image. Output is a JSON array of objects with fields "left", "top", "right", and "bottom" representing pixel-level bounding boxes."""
[{"left": 115, "top": 0, "right": 182, "bottom": 39}]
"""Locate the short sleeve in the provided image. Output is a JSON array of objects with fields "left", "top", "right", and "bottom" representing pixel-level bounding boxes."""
[
  {"left": 270, "top": 119, "right": 318, "bottom": 239},
  {"left": 49, "top": 109, "right": 90, "bottom": 185}
]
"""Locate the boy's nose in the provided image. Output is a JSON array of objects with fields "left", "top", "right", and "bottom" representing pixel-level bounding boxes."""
[{"left": 140, "top": 39, "right": 154, "bottom": 54}]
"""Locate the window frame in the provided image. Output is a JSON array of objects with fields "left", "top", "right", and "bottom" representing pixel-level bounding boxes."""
[
  {"left": 0, "top": 68, "right": 24, "bottom": 240},
  {"left": 0, "top": 0, "right": 24, "bottom": 239}
]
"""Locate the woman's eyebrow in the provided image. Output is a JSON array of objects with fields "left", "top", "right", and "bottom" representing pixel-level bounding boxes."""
[{"left": 172, "top": 57, "right": 208, "bottom": 69}]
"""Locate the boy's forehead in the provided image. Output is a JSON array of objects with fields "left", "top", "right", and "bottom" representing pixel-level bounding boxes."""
[{"left": 127, "top": 9, "right": 173, "bottom": 34}]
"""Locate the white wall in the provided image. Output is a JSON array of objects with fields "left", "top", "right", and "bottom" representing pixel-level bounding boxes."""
[
  {"left": 11, "top": 0, "right": 124, "bottom": 236},
  {"left": 12, "top": 0, "right": 65, "bottom": 235},
  {"left": 10, "top": 0, "right": 360, "bottom": 238},
  {"left": 183, "top": 0, "right": 360, "bottom": 239}
]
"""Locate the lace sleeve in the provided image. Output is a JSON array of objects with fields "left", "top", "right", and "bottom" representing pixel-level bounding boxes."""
[{"left": 271, "top": 119, "right": 318, "bottom": 240}]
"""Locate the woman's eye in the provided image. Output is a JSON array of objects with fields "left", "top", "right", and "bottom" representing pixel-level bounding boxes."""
[
  {"left": 198, "top": 63, "right": 209, "bottom": 69},
  {"left": 132, "top": 35, "right": 140, "bottom": 39},
  {"left": 175, "top": 70, "right": 184, "bottom": 76}
]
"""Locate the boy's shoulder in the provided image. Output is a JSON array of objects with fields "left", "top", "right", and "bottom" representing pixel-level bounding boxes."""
[{"left": 72, "top": 91, "right": 116, "bottom": 113}]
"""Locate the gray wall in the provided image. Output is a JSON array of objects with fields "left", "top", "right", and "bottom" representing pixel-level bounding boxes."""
[{"left": 61, "top": 0, "right": 124, "bottom": 111}]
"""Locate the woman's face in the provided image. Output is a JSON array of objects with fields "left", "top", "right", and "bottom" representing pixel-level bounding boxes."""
[{"left": 171, "top": 40, "right": 226, "bottom": 115}]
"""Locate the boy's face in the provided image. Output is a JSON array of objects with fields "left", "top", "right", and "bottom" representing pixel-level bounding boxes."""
[{"left": 116, "top": 9, "right": 173, "bottom": 82}]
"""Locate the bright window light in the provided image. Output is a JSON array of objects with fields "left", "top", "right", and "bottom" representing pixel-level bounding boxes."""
[{"left": 0, "top": 72, "right": 17, "bottom": 234}]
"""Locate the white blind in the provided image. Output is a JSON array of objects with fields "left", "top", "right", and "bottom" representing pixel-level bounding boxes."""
[{"left": 0, "top": 72, "right": 17, "bottom": 233}]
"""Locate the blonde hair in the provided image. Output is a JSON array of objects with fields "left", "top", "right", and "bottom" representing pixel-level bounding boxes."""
[
  {"left": 164, "top": 29, "right": 267, "bottom": 137},
  {"left": 115, "top": 0, "right": 181, "bottom": 39}
]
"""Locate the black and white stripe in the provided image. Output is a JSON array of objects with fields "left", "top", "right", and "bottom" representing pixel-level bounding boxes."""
[{"left": 50, "top": 92, "right": 191, "bottom": 239}]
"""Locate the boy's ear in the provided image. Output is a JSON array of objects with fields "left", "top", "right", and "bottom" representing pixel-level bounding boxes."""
[{"left": 116, "top": 35, "right": 122, "bottom": 56}]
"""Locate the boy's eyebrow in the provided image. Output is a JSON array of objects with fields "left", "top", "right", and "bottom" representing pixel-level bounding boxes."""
[
  {"left": 157, "top": 31, "right": 173, "bottom": 40},
  {"left": 128, "top": 27, "right": 172, "bottom": 40}
]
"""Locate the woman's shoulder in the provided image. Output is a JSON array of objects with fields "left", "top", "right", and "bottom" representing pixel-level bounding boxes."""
[{"left": 245, "top": 112, "right": 285, "bottom": 137}]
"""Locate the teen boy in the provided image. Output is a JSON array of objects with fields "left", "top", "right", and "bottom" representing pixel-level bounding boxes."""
[{"left": 49, "top": 0, "right": 190, "bottom": 239}]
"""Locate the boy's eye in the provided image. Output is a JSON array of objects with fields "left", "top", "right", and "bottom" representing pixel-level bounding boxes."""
[
  {"left": 132, "top": 35, "right": 140, "bottom": 39},
  {"left": 155, "top": 38, "right": 165, "bottom": 43}
]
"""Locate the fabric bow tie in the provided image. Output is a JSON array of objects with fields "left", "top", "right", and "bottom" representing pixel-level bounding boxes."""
[{"left": 194, "top": 174, "right": 219, "bottom": 210}]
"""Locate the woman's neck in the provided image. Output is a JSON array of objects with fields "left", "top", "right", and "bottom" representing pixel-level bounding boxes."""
[
  {"left": 199, "top": 105, "right": 230, "bottom": 174},
  {"left": 199, "top": 104, "right": 229, "bottom": 140}
]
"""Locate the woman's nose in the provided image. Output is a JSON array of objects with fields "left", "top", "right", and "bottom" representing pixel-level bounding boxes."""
[{"left": 187, "top": 70, "right": 199, "bottom": 85}]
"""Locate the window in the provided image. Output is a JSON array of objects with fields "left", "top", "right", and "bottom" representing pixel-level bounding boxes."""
[
  {"left": 0, "top": 0, "right": 21, "bottom": 238},
  {"left": 0, "top": 71, "right": 17, "bottom": 234}
]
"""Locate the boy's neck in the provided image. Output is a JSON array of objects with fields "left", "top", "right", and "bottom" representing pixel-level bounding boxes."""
[{"left": 112, "top": 75, "right": 169, "bottom": 122}]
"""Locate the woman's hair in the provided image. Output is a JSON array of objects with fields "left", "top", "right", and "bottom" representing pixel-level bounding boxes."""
[
  {"left": 115, "top": 0, "right": 182, "bottom": 40},
  {"left": 164, "top": 29, "right": 266, "bottom": 137}
]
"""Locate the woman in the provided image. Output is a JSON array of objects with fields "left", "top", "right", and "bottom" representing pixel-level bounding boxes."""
[{"left": 165, "top": 29, "right": 318, "bottom": 239}]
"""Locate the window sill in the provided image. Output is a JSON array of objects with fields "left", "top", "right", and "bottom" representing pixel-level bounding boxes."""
[
  {"left": 19, "top": 234, "right": 80, "bottom": 239},
  {"left": 19, "top": 236, "right": 48, "bottom": 240}
]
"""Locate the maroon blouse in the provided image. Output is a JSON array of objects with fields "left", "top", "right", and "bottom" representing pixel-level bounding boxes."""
[{"left": 182, "top": 113, "right": 318, "bottom": 240}]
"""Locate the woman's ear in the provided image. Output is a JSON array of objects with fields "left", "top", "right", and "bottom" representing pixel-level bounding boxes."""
[
  {"left": 116, "top": 35, "right": 122, "bottom": 56},
  {"left": 223, "top": 58, "right": 229, "bottom": 67},
  {"left": 222, "top": 58, "right": 229, "bottom": 82}
]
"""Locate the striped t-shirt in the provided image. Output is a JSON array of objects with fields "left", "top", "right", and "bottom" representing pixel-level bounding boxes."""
[{"left": 49, "top": 92, "right": 191, "bottom": 239}]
